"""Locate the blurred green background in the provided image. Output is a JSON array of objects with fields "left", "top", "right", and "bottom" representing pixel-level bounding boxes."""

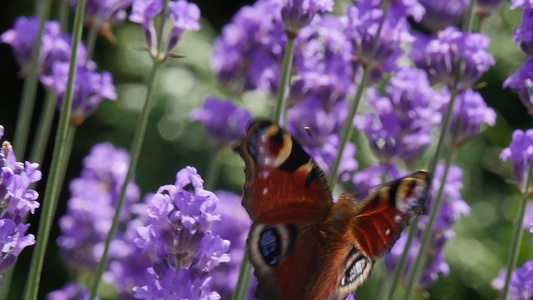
[{"left": 1, "top": 0, "right": 533, "bottom": 299}]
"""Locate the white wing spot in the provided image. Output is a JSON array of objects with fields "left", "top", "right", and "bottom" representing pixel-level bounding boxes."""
[
  {"left": 262, "top": 188, "right": 269, "bottom": 195},
  {"left": 385, "top": 229, "right": 390, "bottom": 236},
  {"left": 259, "top": 171, "right": 270, "bottom": 179},
  {"left": 394, "top": 215, "right": 402, "bottom": 223}
]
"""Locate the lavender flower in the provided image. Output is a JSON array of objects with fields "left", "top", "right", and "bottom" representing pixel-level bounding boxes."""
[
  {"left": 503, "top": 60, "right": 533, "bottom": 115},
  {"left": 132, "top": 167, "right": 229, "bottom": 299},
  {"left": 41, "top": 62, "right": 117, "bottom": 125},
  {"left": 57, "top": 143, "right": 140, "bottom": 271},
  {"left": 47, "top": 283, "right": 100, "bottom": 300},
  {"left": 514, "top": 9, "right": 533, "bottom": 57},
  {"left": 71, "top": 0, "right": 133, "bottom": 27},
  {"left": 129, "top": 0, "right": 200, "bottom": 58},
  {"left": 0, "top": 126, "right": 41, "bottom": 276},
  {"left": 281, "top": 0, "right": 334, "bottom": 37},
  {"left": 440, "top": 89, "right": 497, "bottom": 147},
  {"left": 346, "top": 4, "right": 414, "bottom": 66},
  {"left": 418, "top": 0, "right": 469, "bottom": 32},
  {"left": 476, "top": 0, "right": 506, "bottom": 18},
  {"left": 492, "top": 261, "right": 533, "bottom": 300},
  {"left": 500, "top": 129, "right": 533, "bottom": 192},
  {"left": 190, "top": 97, "right": 252, "bottom": 149},
  {"left": 0, "top": 17, "right": 90, "bottom": 75},
  {"left": 355, "top": 68, "right": 440, "bottom": 165},
  {"left": 411, "top": 28, "right": 495, "bottom": 88},
  {"left": 511, "top": 0, "right": 533, "bottom": 10},
  {"left": 210, "top": 191, "right": 252, "bottom": 298},
  {"left": 355, "top": 0, "right": 426, "bottom": 21},
  {"left": 385, "top": 165, "right": 469, "bottom": 288}
]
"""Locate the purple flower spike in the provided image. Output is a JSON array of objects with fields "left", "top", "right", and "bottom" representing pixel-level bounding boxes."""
[
  {"left": 41, "top": 63, "right": 117, "bottom": 126},
  {"left": 514, "top": 9, "right": 533, "bottom": 57},
  {"left": 210, "top": 191, "right": 253, "bottom": 299},
  {"left": 356, "top": 0, "right": 426, "bottom": 21},
  {"left": 347, "top": 5, "right": 414, "bottom": 65},
  {"left": 190, "top": 97, "right": 252, "bottom": 149},
  {"left": 504, "top": 59, "right": 533, "bottom": 115},
  {"left": 71, "top": 0, "right": 133, "bottom": 28},
  {"left": 492, "top": 261, "right": 533, "bottom": 299},
  {"left": 0, "top": 17, "right": 41, "bottom": 70},
  {"left": 418, "top": 0, "right": 470, "bottom": 32},
  {"left": 442, "top": 89, "right": 497, "bottom": 147},
  {"left": 511, "top": 0, "right": 533, "bottom": 10},
  {"left": 355, "top": 68, "right": 440, "bottom": 164},
  {"left": 0, "top": 126, "right": 41, "bottom": 277},
  {"left": 281, "top": 0, "right": 334, "bottom": 37},
  {"left": 130, "top": 0, "right": 200, "bottom": 58},
  {"left": 47, "top": 283, "right": 100, "bottom": 300},
  {"left": 500, "top": 129, "right": 533, "bottom": 191},
  {"left": 133, "top": 167, "right": 228, "bottom": 299},
  {"left": 411, "top": 28, "right": 495, "bottom": 88}
]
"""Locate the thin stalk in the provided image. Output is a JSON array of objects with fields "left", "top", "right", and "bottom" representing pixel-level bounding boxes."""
[
  {"left": 328, "top": 66, "right": 371, "bottom": 187},
  {"left": 22, "top": 0, "right": 86, "bottom": 297},
  {"left": 0, "top": 268, "right": 14, "bottom": 300},
  {"left": 89, "top": 2, "right": 169, "bottom": 297},
  {"left": 86, "top": 25, "right": 100, "bottom": 61},
  {"left": 383, "top": 220, "right": 418, "bottom": 300},
  {"left": 204, "top": 150, "right": 221, "bottom": 191},
  {"left": 13, "top": 0, "right": 53, "bottom": 159},
  {"left": 272, "top": 37, "right": 296, "bottom": 125},
  {"left": 29, "top": 91, "right": 57, "bottom": 166},
  {"left": 231, "top": 248, "right": 253, "bottom": 300},
  {"left": 500, "top": 161, "right": 533, "bottom": 300},
  {"left": 59, "top": 0, "right": 70, "bottom": 32},
  {"left": 328, "top": 0, "right": 390, "bottom": 188},
  {"left": 402, "top": 146, "right": 457, "bottom": 300}
]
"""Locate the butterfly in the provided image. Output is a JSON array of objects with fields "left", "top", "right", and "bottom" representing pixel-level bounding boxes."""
[{"left": 234, "top": 120, "right": 430, "bottom": 300}]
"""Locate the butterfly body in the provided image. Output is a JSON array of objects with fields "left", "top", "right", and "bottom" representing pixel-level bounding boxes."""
[{"left": 235, "top": 120, "right": 429, "bottom": 300}]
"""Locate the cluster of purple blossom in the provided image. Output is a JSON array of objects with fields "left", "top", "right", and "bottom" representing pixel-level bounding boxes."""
[{"left": 0, "top": 126, "right": 41, "bottom": 277}]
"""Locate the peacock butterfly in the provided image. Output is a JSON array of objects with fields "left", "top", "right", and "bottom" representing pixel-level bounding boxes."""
[{"left": 234, "top": 120, "right": 429, "bottom": 300}]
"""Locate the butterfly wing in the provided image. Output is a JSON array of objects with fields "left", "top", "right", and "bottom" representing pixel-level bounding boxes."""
[
  {"left": 234, "top": 120, "right": 333, "bottom": 224},
  {"left": 235, "top": 120, "right": 336, "bottom": 299},
  {"left": 347, "top": 170, "right": 430, "bottom": 259}
]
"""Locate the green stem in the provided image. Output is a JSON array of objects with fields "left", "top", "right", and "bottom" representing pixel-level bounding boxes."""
[
  {"left": 402, "top": 146, "right": 457, "bottom": 300},
  {"left": 0, "top": 268, "right": 14, "bottom": 300},
  {"left": 89, "top": 1, "right": 169, "bottom": 295},
  {"left": 13, "top": 0, "right": 53, "bottom": 160},
  {"left": 59, "top": 0, "right": 70, "bottom": 32},
  {"left": 22, "top": 0, "right": 86, "bottom": 298},
  {"left": 86, "top": 25, "right": 100, "bottom": 61},
  {"left": 231, "top": 248, "right": 253, "bottom": 300},
  {"left": 383, "top": 219, "right": 418, "bottom": 300},
  {"left": 272, "top": 37, "right": 296, "bottom": 125},
  {"left": 204, "top": 150, "right": 221, "bottom": 191},
  {"left": 328, "top": 0, "right": 390, "bottom": 188},
  {"left": 328, "top": 66, "right": 370, "bottom": 187},
  {"left": 500, "top": 161, "right": 533, "bottom": 300},
  {"left": 29, "top": 91, "right": 57, "bottom": 167}
]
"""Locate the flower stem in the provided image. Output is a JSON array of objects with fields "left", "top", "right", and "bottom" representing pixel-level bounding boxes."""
[
  {"left": 232, "top": 248, "right": 253, "bottom": 300},
  {"left": 59, "top": 0, "right": 70, "bottom": 32},
  {"left": 328, "top": 0, "right": 390, "bottom": 188},
  {"left": 500, "top": 161, "right": 533, "bottom": 300},
  {"left": 29, "top": 90, "right": 57, "bottom": 167},
  {"left": 86, "top": 24, "right": 99, "bottom": 61},
  {"left": 89, "top": 1, "right": 169, "bottom": 297},
  {"left": 22, "top": 0, "right": 86, "bottom": 297},
  {"left": 273, "top": 37, "right": 296, "bottom": 125},
  {"left": 13, "top": 0, "right": 52, "bottom": 160},
  {"left": 328, "top": 66, "right": 370, "bottom": 187},
  {"left": 204, "top": 149, "right": 221, "bottom": 191}
]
